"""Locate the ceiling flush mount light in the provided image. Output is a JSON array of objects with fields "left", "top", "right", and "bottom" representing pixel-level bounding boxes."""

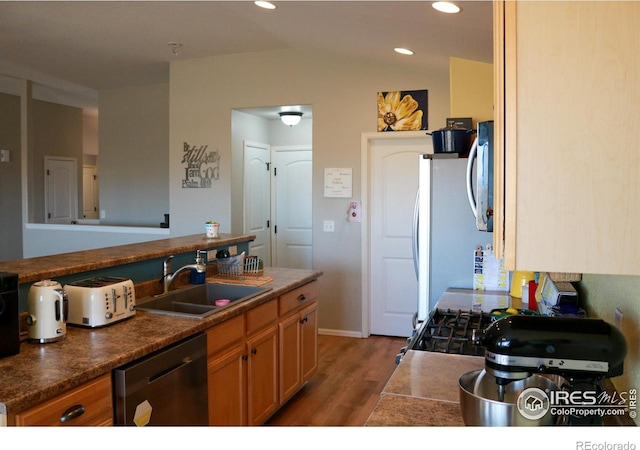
[
  {"left": 255, "top": 1, "right": 276, "bottom": 10},
  {"left": 168, "top": 42, "right": 182, "bottom": 56},
  {"left": 432, "top": 2, "right": 461, "bottom": 14},
  {"left": 279, "top": 112, "right": 303, "bottom": 126},
  {"left": 394, "top": 47, "right": 414, "bottom": 56}
]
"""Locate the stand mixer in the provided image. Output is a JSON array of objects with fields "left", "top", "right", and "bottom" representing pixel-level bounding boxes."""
[{"left": 473, "top": 315, "right": 627, "bottom": 426}]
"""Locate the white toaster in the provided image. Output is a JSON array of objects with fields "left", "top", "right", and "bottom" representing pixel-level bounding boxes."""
[{"left": 65, "top": 277, "right": 136, "bottom": 327}]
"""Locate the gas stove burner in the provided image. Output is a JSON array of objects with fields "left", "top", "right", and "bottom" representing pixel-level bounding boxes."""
[{"left": 410, "top": 308, "right": 493, "bottom": 356}]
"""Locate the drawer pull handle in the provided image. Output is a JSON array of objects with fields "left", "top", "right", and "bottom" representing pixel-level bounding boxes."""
[
  {"left": 60, "top": 404, "right": 86, "bottom": 423},
  {"left": 298, "top": 294, "right": 306, "bottom": 302}
]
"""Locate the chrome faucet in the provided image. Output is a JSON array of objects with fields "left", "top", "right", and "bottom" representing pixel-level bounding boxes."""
[{"left": 162, "top": 255, "right": 206, "bottom": 293}]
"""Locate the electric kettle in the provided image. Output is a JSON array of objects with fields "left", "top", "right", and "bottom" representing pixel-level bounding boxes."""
[{"left": 27, "top": 280, "right": 68, "bottom": 343}]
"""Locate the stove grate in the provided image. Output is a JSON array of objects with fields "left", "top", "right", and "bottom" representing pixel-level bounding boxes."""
[{"left": 412, "top": 309, "right": 493, "bottom": 356}]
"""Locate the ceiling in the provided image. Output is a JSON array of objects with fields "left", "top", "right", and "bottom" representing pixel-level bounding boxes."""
[{"left": 0, "top": 1, "right": 493, "bottom": 117}]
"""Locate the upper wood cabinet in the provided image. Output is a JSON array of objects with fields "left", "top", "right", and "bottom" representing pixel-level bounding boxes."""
[{"left": 494, "top": 1, "right": 640, "bottom": 275}]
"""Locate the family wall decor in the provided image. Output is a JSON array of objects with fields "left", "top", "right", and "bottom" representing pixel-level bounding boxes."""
[
  {"left": 181, "top": 141, "right": 220, "bottom": 188},
  {"left": 377, "top": 90, "right": 428, "bottom": 132}
]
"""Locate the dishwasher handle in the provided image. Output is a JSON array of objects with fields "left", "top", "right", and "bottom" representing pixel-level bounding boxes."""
[{"left": 148, "top": 356, "right": 193, "bottom": 384}]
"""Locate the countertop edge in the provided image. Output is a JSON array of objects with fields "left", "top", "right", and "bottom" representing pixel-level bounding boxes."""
[{"left": 0, "top": 233, "right": 256, "bottom": 283}]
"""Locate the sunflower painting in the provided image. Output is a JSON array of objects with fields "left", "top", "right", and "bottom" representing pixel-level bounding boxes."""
[{"left": 377, "top": 90, "right": 428, "bottom": 132}]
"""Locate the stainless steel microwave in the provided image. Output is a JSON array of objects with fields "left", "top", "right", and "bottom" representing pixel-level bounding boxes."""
[{"left": 466, "top": 120, "right": 494, "bottom": 232}]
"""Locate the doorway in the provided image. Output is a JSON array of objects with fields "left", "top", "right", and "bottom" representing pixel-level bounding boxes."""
[
  {"left": 44, "top": 156, "right": 78, "bottom": 224},
  {"left": 361, "top": 131, "right": 428, "bottom": 338},
  {"left": 235, "top": 106, "right": 313, "bottom": 269},
  {"left": 82, "top": 165, "right": 99, "bottom": 219},
  {"left": 271, "top": 146, "right": 312, "bottom": 269}
]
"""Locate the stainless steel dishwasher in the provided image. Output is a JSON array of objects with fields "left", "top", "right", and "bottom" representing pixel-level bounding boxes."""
[{"left": 113, "top": 333, "right": 209, "bottom": 426}]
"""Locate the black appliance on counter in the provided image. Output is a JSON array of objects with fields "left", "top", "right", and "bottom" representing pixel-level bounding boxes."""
[
  {"left": 0, "top": 272, "right": 20, "bottom": 358},
  {"left": 476, "top": 315, "right": 627, "bottom": 426}
]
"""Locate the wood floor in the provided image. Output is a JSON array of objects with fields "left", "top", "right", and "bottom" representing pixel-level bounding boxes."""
[{"left": 265, "top": 334, "right": 405, "bottom": 426}]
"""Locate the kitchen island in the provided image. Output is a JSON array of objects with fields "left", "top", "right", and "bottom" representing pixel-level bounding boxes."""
[
  {"left": 0, "top": 233, "right": 323, "bottom": 425},
  {"left": 0, "top": 266, "right": 322, "bottom": 425}
]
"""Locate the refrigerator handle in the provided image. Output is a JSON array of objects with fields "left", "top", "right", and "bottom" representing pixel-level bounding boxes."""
[
  {"left": 466, "top": 137, "right": 479, "bottom": 219},
  {"left": 412, "top": 188, "right": 419, "bottom": 280}
]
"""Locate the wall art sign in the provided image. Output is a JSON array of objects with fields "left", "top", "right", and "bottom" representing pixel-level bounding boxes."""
[
  {"left": 377, "top": 90, "right": 428, "bottom": 132},
  {"left": 324, "top": 168, "right": 352, "bottom": 198},
  {"left": 181, "top": 142, "right": 220, "bottom": 188}
]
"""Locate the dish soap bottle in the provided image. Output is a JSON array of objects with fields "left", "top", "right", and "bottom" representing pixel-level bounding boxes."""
[{"left": 190, "top": 250, "right": 207, "bottom": 284}]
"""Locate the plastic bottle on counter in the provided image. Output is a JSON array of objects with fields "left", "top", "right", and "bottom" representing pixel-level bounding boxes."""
[
  {"left": 190, "top": 250, "right": 207, "bottom": 284},
  {"left": 509, "top": 271, "right": 536, "bottom": 298}
]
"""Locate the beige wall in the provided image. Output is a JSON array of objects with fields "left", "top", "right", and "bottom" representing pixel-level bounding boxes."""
[
  {"left": 0, "top": 93, "right": 23, "bottom": 261},
  {"left": 170, "top": 49, "right": 450, "bottom": 334},
  {"left": 98, "top": 84, "right": 169, "bottom": 226},
  {"left": 31, "top": 99, "right": 84, "bottom": 223},
  {"left": 579, "top": 274, "right": 640, "bottom": 423},
  {"left": 449, "top": 57, "right": 494, "bottom": 128}
]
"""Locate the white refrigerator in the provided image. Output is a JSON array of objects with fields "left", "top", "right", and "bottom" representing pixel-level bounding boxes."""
[{"left": 414, "top": 154, "right": 493, "bottom": 321}]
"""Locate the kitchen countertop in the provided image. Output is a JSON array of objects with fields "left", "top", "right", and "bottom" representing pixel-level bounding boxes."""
[
  {"left": 365, "top": 351, "right": 484, "bottom": 426},
  {"left": 0, "top": 266, "right": 322, "bottom": 420},
  {"left": 0, "top": 233, "right": 255, "bottom": 283},
  {"left": 366, "top": 288, "right": 635, "bottom": 427},
  {"left": 366, "top": 350, "right": 635, "bottom": 427}
]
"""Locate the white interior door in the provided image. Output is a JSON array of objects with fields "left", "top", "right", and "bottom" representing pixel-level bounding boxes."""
[
  {"left": 369, "top": 135, "right": 428, "bottom": 337},
  {"left": 243, "top": 141, "right": 271, "bottom": 265},
  {"left": 82, "top": 165, "right": 99, "bottom": 219},
  {"left": 272, "top": 147, "right": 312, "bottom": 269},
  {"left": 45, "top": 156, "right": 78, "bottom": 224}
]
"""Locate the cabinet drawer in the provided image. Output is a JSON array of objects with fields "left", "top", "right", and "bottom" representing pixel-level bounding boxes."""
[
  {"left": 15, "top": 374, "right": 112, "bottom": 426},
  {"left": 246, "top": 299, "right": 277, "bottom": 335},
  {"left": 207, "top": 314, "right": 246, "bottom": 356},
  {"left": 278, "top": 281, "right": 319, "bottom": 316}
]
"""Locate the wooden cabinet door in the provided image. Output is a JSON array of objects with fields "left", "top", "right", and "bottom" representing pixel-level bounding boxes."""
[
  {"left": 497, "top": 1, "right": 640, "bottom": 275},
  {"left": 246, "top": 325, "right": 278, "bottom": 425},
  {"left": 300, "top": 302, "right": 318, "bottom": 381},
  {"left": 279, "top": 312, "right": 302, "bottom": 403},
  {"left": 207, "top": 345, "right": 246, "bottom": 426}
]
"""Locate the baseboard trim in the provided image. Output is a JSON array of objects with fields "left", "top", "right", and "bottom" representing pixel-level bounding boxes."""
[{"left": 318, "top": 328, "right": 363, "bottom": 338}]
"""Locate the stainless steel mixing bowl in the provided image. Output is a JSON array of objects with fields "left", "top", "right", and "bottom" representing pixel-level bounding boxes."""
[{"left": 459, "top": 369, "right": 564, "bottom": 426}]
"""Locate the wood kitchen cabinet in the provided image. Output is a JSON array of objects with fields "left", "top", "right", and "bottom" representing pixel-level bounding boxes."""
[
  {"left": 207, "top": 314, "right": 247, "bottom": 425},
  {"left": 206, "top": 299, "right": 279, "bottom": 426},
  {"left": 279, "top": 302, "right": 318, "bottom": 403},
  {"left": 278, "top": 281, "right": 319, "bottom": 403},
  {"left": 14, "top": 374, "right": 113, "bottom": 426},
  {"left": 494, "top": 1, "right": 640, "bottom": 275},
  {"left": 246, "top": 324, "right": 278, "bottom": 425},
  {"left": 207, "top": 280, "right": 319, "bottom": 426}
]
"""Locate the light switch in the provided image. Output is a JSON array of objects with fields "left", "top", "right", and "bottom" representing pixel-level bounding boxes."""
[
  {"left": 323, "top": 220, "right": 335, "bottom": 232},
  {"left": 0, "top": 150, "right": 10, "bottom": 163}
]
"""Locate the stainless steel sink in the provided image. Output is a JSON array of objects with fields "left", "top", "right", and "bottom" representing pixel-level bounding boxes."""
[{"left": 137, "top": 283, "right": 272, "bottom": 318}]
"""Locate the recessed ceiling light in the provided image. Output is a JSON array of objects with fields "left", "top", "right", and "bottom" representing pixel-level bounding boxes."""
[
  {"left": 432, "top": 2, "right": 461, "bottom": 14},
  {"left": 394, "top": 48, "right": 414, "bottom": 56},
  {"left": 255, "top": 1, "right": 276, "bottom": 10}
]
